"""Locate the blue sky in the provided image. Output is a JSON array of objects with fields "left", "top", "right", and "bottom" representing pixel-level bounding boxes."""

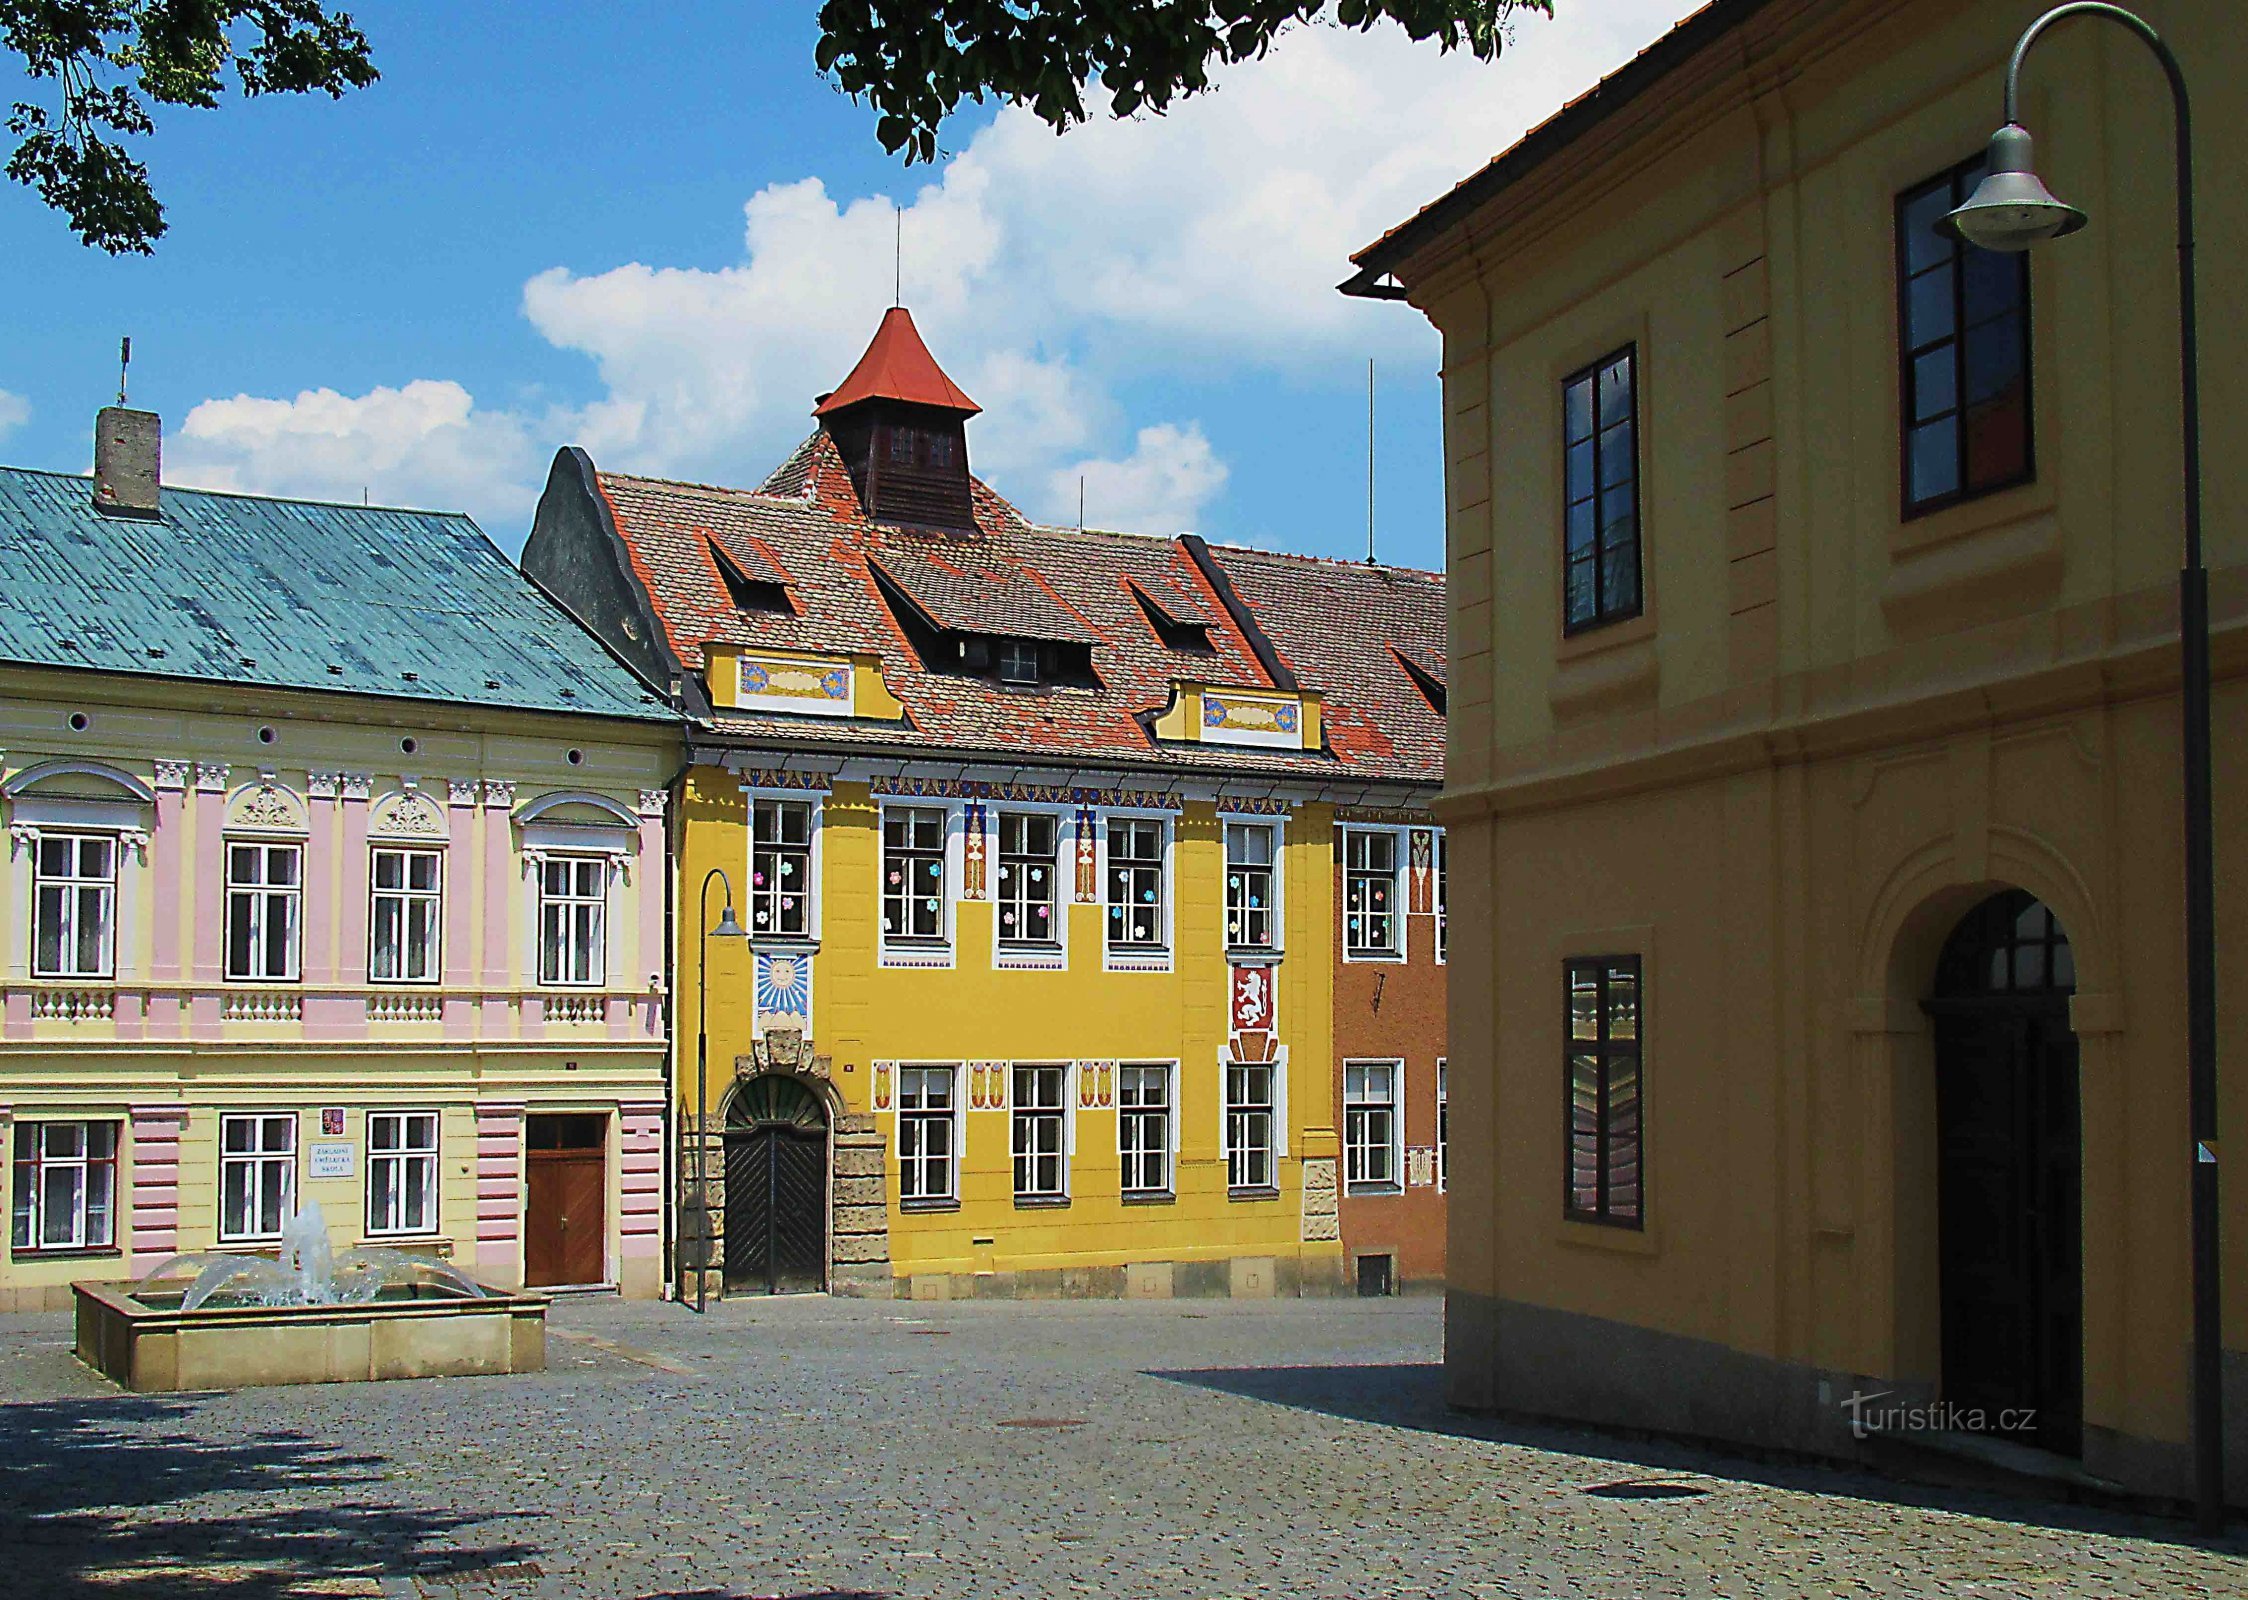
[{"left": 1, "top": 1, "right": 1685, "bottom": 570}]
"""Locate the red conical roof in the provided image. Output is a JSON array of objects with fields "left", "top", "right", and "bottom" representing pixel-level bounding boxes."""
[{"left": 813, "top": 306, "right": 981, "bottom": 418}]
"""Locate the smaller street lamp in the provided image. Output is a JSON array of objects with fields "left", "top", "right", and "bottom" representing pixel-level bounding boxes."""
[{"left": 691, "top": 869, "right": 747, "bottom": 1314}]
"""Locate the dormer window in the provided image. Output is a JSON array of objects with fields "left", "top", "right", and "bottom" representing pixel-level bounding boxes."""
[
  {"left": 710, "top": 541, "right": 794, "bottom": 615},
  {"left": 1130, "top": 582, "right": 1214, "bottom": 653},
  {"left": 998, "top": 640, "right": 1040, "bottom": 686}
]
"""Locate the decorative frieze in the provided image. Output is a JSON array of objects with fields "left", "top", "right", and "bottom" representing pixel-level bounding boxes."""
[
  {"left": 447, "top": 778, "right": 482, "bottom": 807},
  {"left": 229, "top": 777, "right": 307, "bottom": 834},
  {"left": 482, "top": 779, "right": 516, "bottom": 808},
  {"left": 340, "top": 772, "right": 374, "bottom": 801},
  {"left": 734, "top": 768, "right": 832, "bottom": 793},
  {"left": 154, "top": 759, "right": 193, "bottom": 792},
  {"left": 871, "top": 775, "right": 1182, "bottom": 810},
  {"left": 1076, "top": 1061, "right": 1116, "bottom": 1110},
  {"left": 635, "top": 788, "right": 666, "bottom": 817},
  {"left": 194, "top": 762, "right": 231, "bottom": 793},
  {"left": 370, "top": 789, "right": 447, "bottom": 840},
  {"left": 306, "top": 770, "right": 339, "bottom": 800},
  {"left": 967, "top": 1062, "right": 1007, "bottom": 1111}
]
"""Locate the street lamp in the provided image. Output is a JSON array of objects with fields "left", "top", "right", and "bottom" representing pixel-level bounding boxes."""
[
  {"left": 691, "top": 868, "right": 747, "bottom": 1314},
  {"left": 1945, "top": 4, "right": 2223, "bottom": 1533}
]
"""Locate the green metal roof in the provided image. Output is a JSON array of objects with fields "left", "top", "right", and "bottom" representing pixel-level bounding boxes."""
[{"left": 0, "top": 467, "right": 673, "bottom": 722}]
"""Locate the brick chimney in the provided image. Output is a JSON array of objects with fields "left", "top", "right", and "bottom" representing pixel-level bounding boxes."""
[{"left": 93, "top": 406, "right": 161, "bottom": 518}]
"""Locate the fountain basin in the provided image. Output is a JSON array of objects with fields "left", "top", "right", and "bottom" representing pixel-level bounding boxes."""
[{"left": 74, "top": 1278, "right": 548, "bottom": 1392}]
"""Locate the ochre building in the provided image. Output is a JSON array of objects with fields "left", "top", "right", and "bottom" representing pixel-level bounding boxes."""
[
  {"left": 1349, "top": 0, "right": 2245, "bottom": 1503},
  {"left": 526, "top": 308, "right": 1446, "bottom": 1300},
  {"left": 0, "top": 411, "right": 678, "bottom": 1310}
]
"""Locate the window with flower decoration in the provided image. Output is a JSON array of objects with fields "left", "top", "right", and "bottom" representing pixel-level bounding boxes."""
[
  {"left": 1225, "top": 821, "right": 1277, "bottom": 951},
  {"left": 997, "top": 812, "right": 1060, "bottom": 947},
  {"left": 882, "top": 806, "right": 947, "bottom": 942},
  {"left": 1106, "top": 817, "right": 1167, "bottom": 949},
  {"left": 751, "top": 798, "right": 813, "bottom": 938},
  {"left": 1343, "top": 827, "right": 1400, "bottom": 959}
]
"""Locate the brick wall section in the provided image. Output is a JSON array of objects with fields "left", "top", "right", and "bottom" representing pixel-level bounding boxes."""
[{"left": 1721, "top": 205, "right": 1779, "bottom": 682}]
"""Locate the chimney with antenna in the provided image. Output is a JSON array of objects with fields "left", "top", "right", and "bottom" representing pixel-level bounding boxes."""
[{"left": 94, "top": 338, "right": 161, "bottom": 519}]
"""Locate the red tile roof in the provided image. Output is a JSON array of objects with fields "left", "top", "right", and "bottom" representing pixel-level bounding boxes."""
[
  {"left": 595, "top": 428, "right": 1445, "bottom": 790},
  {"left": 813, "top": 307, "right": 981, "bottom": 417}
]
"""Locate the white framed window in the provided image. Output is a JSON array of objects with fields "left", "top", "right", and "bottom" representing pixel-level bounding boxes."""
[
  {"left": 1345, "top": 1060, "right": 1402, "bottom": 1194},
  {"left": 996, "top": 811, "right": 1061, "bottom": 948},
  {"left": 1106, "top": 816, "right": 1167, "bottom": 950},
  {"left": 882, "top": 806, "right": 948, "bottom": 943},
  {"left": 1343, "top": 828, "right": 1400, "bottom": 959},
  {"left": 538, "top": 856, "right": 607, "bottom": 986},
  {"left": 226, "top": 841, "right": 302, "bottom": 981},
  {"left": 1437, "top": 1059, "right": 1449, "bottom": 1193},
  {"left": 897, "top": 1064, "right": 959, "bottom": 1202},
  {"left": 997, "top": 639, "right": 1040, "bottom": 686},
  {"left": 750, "top": 798, "right": 814, "bottom": 939},
  {"left": 1224, "top": 821, "right": 1277, "bottom": 951},
  {"left": 10, "top": 1120, "right": 118, "bottom": 1251},
  {"left": 1011, "top": 1063, "right": 1069, "bottom": 1201},
  {"left": 1118, "top": 1062, "right": 1175, "bottom": 1197},
  {"left": 366, "top": 1111, "right": 440, "bottom": 1237},
  {"left": 1225, "top": 1061, "right": 1277, "bottom": 1192},
  {"left": 32, "top": 832, "right": 117, "bottom": 979},
  {"left": 370, "top": 847, "right": 442, "bottom": 983},
  {"left": 1435, "top": 831, "right": 1449, "bottom": 964},
  {"left": 219, "top": 1112, "right": 297, "bottom": 1242}
]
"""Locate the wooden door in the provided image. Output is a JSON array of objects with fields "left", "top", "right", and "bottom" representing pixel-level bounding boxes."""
[
  {"left": 722, "top": 1076, "right": 828, "bottom": 1295},
  {"left": 1928, "top": 892, "right": 2082, "bottom": 1455},
  {"left": 525, "top": 1114, "right": 607, "bottom": 1288}
]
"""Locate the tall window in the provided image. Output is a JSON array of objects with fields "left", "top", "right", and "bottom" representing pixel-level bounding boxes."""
[
  {"left": 1011, "top": 1063, "right": 1068, "bottom": 1201},
  {"left": 1566, "top": 957, "right": 1643, "bottom": 1228},
  {"left": 1106, "top": 818, "right": 1166, "bottom": 948},
  {"left": 1225, "top": 822, "right": 1276, "bottom": 950},
  {"left": 883, "top": 807, "right": 947, "bottom": 942},
  {"left": 226, "top": 842, "right": 301, "bottom": 981},
  {"left": 751, "top": 798, "right": 813, "bottom": 938},
  {"left": 538, "top": 857, "right": 607, "bottom": 985},
  {"left": 897, "top": 1065, "right": 957, "bottom": 1202},
  {"left": 370, "top": 847, "right": 441, "bottom": 983},
  {"left": 1344, "top": 1061, "right": 1401, "bottom": 1194},
  {"left": 1563, "top": 346, "right": 1641, "bottom": 633},
  {"left": 1898, "top": 155, "right": 2033, "bottom": 514},
  {"left": 1437, "top": 1060, "right": 1450, "bottom": 1193},
  {"left": 1434, "top": 832, "right": 1448, "bottom": 963},
  {"left": 10, "top": 1121, "right": 117, "bottom": 1251},
  {"left": 32, "top": 833, "right": 116, "bottom": 979},
  {"left": 1344, "top": 829, "right": 1399, "bottom": 958},
  {"left": 1118, "top": 1063, "right": 1173, "bottom": 1197},
  {"left": 996, "top": 812, "right": 1060, "bottom": 947},
  {"left": 1225, "top": 1062, "right": 1276, "bottom": 1192},
  {"left": 220, "top": 1112, "right": 297, "bottom": 1242},
  {"left": 366, "top": 1111, "right": 439, "bottom": 1236}
]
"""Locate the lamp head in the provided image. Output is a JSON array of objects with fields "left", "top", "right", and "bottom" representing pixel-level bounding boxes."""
[
  {"left": 710, "top": 904, "right": 747, "bottom": 940},
  {"left": 1942, "top": 123, "right": 2086, "bottom": 252}
]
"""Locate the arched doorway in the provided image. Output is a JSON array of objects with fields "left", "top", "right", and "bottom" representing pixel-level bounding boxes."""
[
  {"left": 723, "top": 1075, "right": 828, "bottom": 1294},
  {"left": 1924, "top": 890, "right": 2082, "bottom": 1455}
]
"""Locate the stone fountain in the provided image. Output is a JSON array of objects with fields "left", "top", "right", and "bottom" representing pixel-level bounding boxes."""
[{"left": 75, "top": 1201, "right": 547, "bottom": 1391}]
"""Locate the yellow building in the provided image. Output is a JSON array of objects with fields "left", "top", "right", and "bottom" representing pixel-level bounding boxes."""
[
  {"left": 526, "top": 308, "right": 1440, "bottom": 1298},
  {"left": 1348, "top": 0, "right": 2244, "bottom": 1503},
  {"left": 0, "top": 413, "right": 679, "bottom": 1310}
]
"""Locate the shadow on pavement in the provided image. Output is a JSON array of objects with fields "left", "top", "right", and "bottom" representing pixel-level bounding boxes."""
[
  {"left": 0, "top": 1392, "right": 540, "bottom": 1597},
  {"left": 1151, "top": 1361, "right": 2244, "bottom": 1552}
]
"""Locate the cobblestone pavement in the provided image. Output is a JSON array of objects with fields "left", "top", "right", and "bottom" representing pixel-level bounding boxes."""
[{"left": 2, "top": 1294, "right": 2242, "bottom": 1599}]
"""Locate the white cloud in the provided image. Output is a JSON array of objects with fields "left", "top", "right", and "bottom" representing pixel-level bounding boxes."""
[
  {"left": 0, "top": 390, "right": 28, "bottom": 441},
  {"left": 170, "top": 5, "right": 1687, "bottom": 540},
  {"left": 170, "top": 381, "right": 543, "bottom": 530},
  {"left": 1056, "top": 422, "right": 1230, "bottom": 534}
]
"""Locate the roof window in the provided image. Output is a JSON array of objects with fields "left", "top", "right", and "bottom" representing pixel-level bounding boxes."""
[
  {"left": 710, "top": 541, "right": 794, "bottom": 615},
  {"left": 1130, "top": 582, "right": 1213, "bottom": 653}
]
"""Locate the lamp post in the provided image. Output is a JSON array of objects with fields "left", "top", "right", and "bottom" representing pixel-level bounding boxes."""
[
  {"left": 691, "top": 868, "right": 747, "bottom": 1314},
  {"left": 1943, "top": 3, "right": 2223, "bottom": 1532}
]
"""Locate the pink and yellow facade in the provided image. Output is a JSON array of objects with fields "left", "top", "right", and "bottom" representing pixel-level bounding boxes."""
[{"left": 0, "top": 449, "right": 679, "bottom": 1309}]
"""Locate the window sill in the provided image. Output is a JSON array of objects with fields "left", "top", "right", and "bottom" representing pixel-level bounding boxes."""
[
  {"left": 10, "top": 1244, "right": 121, "bottom": 1261},
  {"left": 1226, "top": 1185, "right": 1281, "bottom": 1203},
  {"left": 1557, "top": 1216, "right": 1657, "bottom": 1256},
  {"left": 1342, "top": 949, "right": 1405, "bottom": 965},
  {"left": 1226, "top": 947, "right": 1283, "bottom": 964},
  {"left": 996, "top": 941, "right": 1064, "bottom": 955},
  {"left": 1347, "top": 1184, "right": 1404, "bottom": 1199},
  {"left": 360, "top": 1235, "right": 453, "bottom": 1257},
  {"left": 899, "top": 1197, "right": 960, "bottom": 1214},
  {"left": 1012, "top": 1195, "right": 1070, "bottom": 1210},
  {"left": 1120, "top": 1190, "right": 1176, "bottom": 1206}
]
